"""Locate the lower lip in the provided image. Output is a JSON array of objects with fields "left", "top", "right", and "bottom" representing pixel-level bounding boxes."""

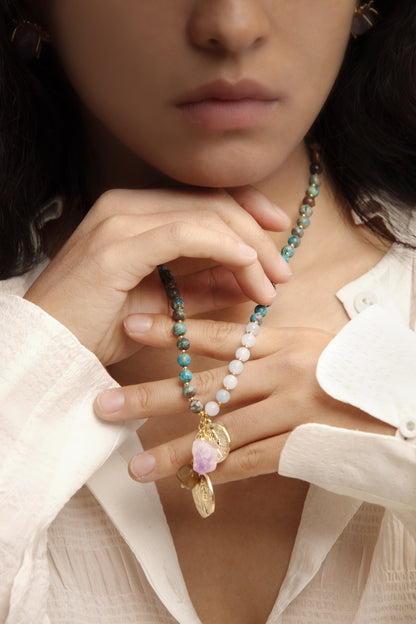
[{"left": 177, "top": 98, "right": 277, "bottom": 131}]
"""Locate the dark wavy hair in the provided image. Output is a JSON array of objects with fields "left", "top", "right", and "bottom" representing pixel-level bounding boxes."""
[{"left": 0, "top": 0, "right": 415, "bottom": 278}]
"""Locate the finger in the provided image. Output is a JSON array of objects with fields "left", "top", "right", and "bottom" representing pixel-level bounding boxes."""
[
  {"left": 83, "top": 188, "right": 292, "bottom": 285},
  {"left": 123, "top": 313, "right": 280, "bottom": 359},
  {"left": 126, "top": 426, "right": 289, "bottom": 484},
  {"left": 108, "top": 221, "right": 278, "bottom": 305},
  {"left": 211, "top": 434, "right": 290, "bottom": 484},
  {"left": 227, "top": 186, "right": 291, "bottom": 232},
  {"left": 129, "top": 265, "right": 250, "bottom": 317}
]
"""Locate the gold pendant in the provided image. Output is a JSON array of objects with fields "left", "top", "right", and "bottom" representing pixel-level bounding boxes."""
[
  {"left": 206, "top": 422, "right": 231, "bottom": 463},
  {"left": 192, "top": 474, "right": 215, "bottom": 518}
]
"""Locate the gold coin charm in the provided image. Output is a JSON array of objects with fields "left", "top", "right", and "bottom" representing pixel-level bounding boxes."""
[
  {"left": 207, "top": 422, "right": 231, "bottom": 463},
  {"left": 192, "top": 474, "right": 215, "bottom": 518}
]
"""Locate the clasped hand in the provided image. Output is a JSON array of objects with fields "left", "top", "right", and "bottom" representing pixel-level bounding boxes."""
[{"left": 95, "top": 316, "right": 393, "bottom": 485}]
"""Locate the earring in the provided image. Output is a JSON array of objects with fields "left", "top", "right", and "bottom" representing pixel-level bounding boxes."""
[
  {"left": 351, "top": 1, "right": 378, "bottom": 38},
  {"left": 10, "top": 20, "right": 52, "bottom": 61}
]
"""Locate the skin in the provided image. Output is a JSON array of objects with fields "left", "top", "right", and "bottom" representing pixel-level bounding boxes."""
[{"left": 24, "top": 1, "right": 395, "bottom": 623}]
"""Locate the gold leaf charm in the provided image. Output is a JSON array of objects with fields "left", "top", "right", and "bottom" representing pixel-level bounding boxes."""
[
  {"left": 192, "top": 474, "right": 215, "bottom": 518},
  {"left": 206, "top": 422, "right": 231, "bottom": 463}
]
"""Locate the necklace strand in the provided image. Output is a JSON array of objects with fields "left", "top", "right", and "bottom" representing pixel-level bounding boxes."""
[{"left": 158, "top": 145, "right": 322, "bottom": 517}]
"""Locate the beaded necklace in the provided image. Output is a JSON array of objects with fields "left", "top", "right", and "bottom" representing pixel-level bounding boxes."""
[{"left": 158, "top": 145, "right": 322, "bottom": 518}]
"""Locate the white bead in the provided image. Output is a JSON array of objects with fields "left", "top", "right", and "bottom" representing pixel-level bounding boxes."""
[
  {"left": 242, "top": 333, "right": 256, "bottom": 348},
  {"left": 246, "top": 322, "right": 260, "bottom": 335},
  {"left": 205, "top": 401, "right": 220, "bottom": 417},
  {"left": 223, "top": 374, "right": 238, "bottom": 390},
  {"left": 229, "top": 359, "right": 244, "bottom": 375},
  {"left": 216, "top": 389, "right": 230, "bottom": 404},
  {"left": 235, "top": 347, "right": 250, "bottom": 362}
]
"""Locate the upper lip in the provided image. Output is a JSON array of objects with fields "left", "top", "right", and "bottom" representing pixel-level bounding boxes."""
[{"left": 177, "top": 79, "right": 279, "bottom": 105}]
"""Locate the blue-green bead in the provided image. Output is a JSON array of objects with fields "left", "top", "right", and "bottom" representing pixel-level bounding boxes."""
[
  {"left": 179, "top": 368, "right": 193, "bottom": 382},
  {"left": 177, "top": 353, "right": 191, "bottom": 367},
  {"left": 288, "top": 235, "right": 300, "bottom": 248},
  {"left": 292, "top": 226, "right": 304, "bottom": 238},
  {"left": 310, "top": 173, "right": 321, "bottom": 186},
  {"left": 171, "top": 298, "right": 184, "bottom": 310},
  {"left": 297, "top": 216, "right": 310, "bottom": 228},
  {"left": 183, "top": 384, "right": 196, "bottom": 398},
  {"left": 173, "top": 322, "right": 187, "bottom": 336},
  {"left": 307, "top": 185, "right": 319, "bottom": 198},
  {"left": 177, "top": 337, "right": 190, "bottom": 350},
  {"left": 282, "top": 245, "right": 295, "bottom": 258},
  {"left": 250, "top": 313, "right": 263, "bottom": 324},
  {"left": 190, "top": 399, "right": 203, "bottom": 413},
  {"left": 299, "top": 205, "right": 313, "bottom": 217},
  {"left": 254, "top": 305, "right": 268, "bottom": 317}
]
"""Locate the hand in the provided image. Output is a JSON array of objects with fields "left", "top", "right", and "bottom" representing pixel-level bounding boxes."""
[
  {"left": 24, "top": 186, "right": 292, "bottom": 364},
  {"left": 94, "top": 314, "right": 395, "bottom": 483}
]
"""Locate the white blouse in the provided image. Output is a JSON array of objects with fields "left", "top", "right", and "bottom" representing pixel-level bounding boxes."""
[{"left": 1, "top": 241, "right": 416, "bottom": 624}]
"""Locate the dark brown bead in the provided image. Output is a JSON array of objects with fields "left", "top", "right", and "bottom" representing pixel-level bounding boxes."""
[
  {"left": 173, "top": 309, "right": 186, "bottom": 321},
  {"left": 310, "top": 149, "right": 321, "bottom": 164},
  {"left": 177, "top": 464, "right": 200, "bottom": 490},
  {"left": 167, "top": 287, "right": 180, "bottom": 299},
  {"left": 310, "top": 163, "right": 322, "bottom": 174},
  {"left": 302, "top": 196, "right": 315, "bottom": 207}
]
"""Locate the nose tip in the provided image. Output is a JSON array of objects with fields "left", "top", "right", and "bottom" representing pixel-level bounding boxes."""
[{"left": 188, "top": 1, "right": 270, "bottom": 55}]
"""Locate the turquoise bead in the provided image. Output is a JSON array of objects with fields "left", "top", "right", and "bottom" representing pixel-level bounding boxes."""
[
  {"left": 177, "top": 353, "right": 191, "bottom": 367},
  {"left": 254, "top": 305, "right": 268, "bottom": 317},
  {"left": 282, "top": 245, "right": 295, "bottom": 258},
  {"left": 288, "top": 235, "right": 300, "bottom": 247},
  {"left": 177, "top": 337, "right": 190, "bottom": 350},
  {"left": 183, "top": 384, "right": 196, "bottom": 398},
  {"left": 299, "top": 205, "right": 313, "bottom": 217},
  {"left": 297, "top": 216, "right": 310, "bottom": 228},
  {"left": 250, "top": 313, "right": 263, "bottom": 324},
  {"left": 310, "top": 173, "right": 320, "bottom": 186},
  {"left": 173, "top": 322, "right": 186, "bottom": 336},
  {"left": 179, "top": 369, "right": 193, "bottom": 382},
  {"left": 307, "top": 185, "right": 319, "bottom": 197},
  {"left": 171, "top": 298, "right": 184, "bottom": 310}
]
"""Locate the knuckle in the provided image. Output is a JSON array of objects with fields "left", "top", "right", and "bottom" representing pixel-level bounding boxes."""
[
  {"left": 204, "top": 319, "right": 236, "bottom": 347},
  {"left": 167, "top": 220, "right": 190, "bottom": 244},
  {"left": 238, "top": 446, "right": 262, "bottom": 475},
  {"left": 92, "top": 189, "right": 124, "bottom": 220},
  {"left": 95, "top": 214, "right": 127, "bottom": 242},
  {"left": 195, "top": 367, "right": 220, "bottom": 398},
  {"left": 132, "top": 384, "right": 153, "bottom": 412},
  {"left": 166, "top": 441, "right": 180, "bottom": 468}
]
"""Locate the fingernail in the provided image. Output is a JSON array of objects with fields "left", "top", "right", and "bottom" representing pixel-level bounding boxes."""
[
  {"left": 278, "top": 255, "right": 293, "bottom": 276},
  {"left": 264, "top": 276, "right": 277, "bottom": 297},
  {"left": 130, "top": 453, "right": 156, "bottom": 479},
  {"left": 96, "top": 389, "right": 124, "bottom": 413},
  {"left": 273, "top": 205, "right": 291, "bottom": 228},
  {"left": 124, "top": 314, "right": 153, "bottom": 334},
  {"left": 239, "top": 242, "right": 257, "bottom": 258}
]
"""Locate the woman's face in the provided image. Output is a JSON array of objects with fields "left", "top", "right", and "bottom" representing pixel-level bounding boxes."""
[{"left": 49, "top": 0, "right": 356, "bottom": 188}]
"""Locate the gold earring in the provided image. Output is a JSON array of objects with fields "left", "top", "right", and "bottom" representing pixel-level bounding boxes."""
[
  {"left": 10, "top": 20, "right": 52, "bottom": 61},
  {"left": 351, "top": 1, "right": 378, "bottom": 39}
]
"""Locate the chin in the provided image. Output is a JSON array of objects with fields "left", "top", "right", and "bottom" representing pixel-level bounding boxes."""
[{"left": 155, "top": 149, "right": 282, "bottom": 189}]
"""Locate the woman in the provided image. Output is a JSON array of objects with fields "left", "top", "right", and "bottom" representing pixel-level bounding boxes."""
[{"left": 1, "top": 1, "right": 415, "bottom": 623}]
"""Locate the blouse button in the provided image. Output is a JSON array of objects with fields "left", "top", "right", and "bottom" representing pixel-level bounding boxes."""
[
  {"left": 399, "top": 418, "right": 416, "bottom": 439},
  {"left": 353, "top": 290, "right": 378, "bottom": 313}
]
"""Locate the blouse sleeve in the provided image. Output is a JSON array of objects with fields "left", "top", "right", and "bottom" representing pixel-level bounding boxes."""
[
  {"left": 278, "top": 305, "right": 416, "bottom": 537},
  {"left": 0, "top": 294, "right": 134, "bottom": 624}
]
